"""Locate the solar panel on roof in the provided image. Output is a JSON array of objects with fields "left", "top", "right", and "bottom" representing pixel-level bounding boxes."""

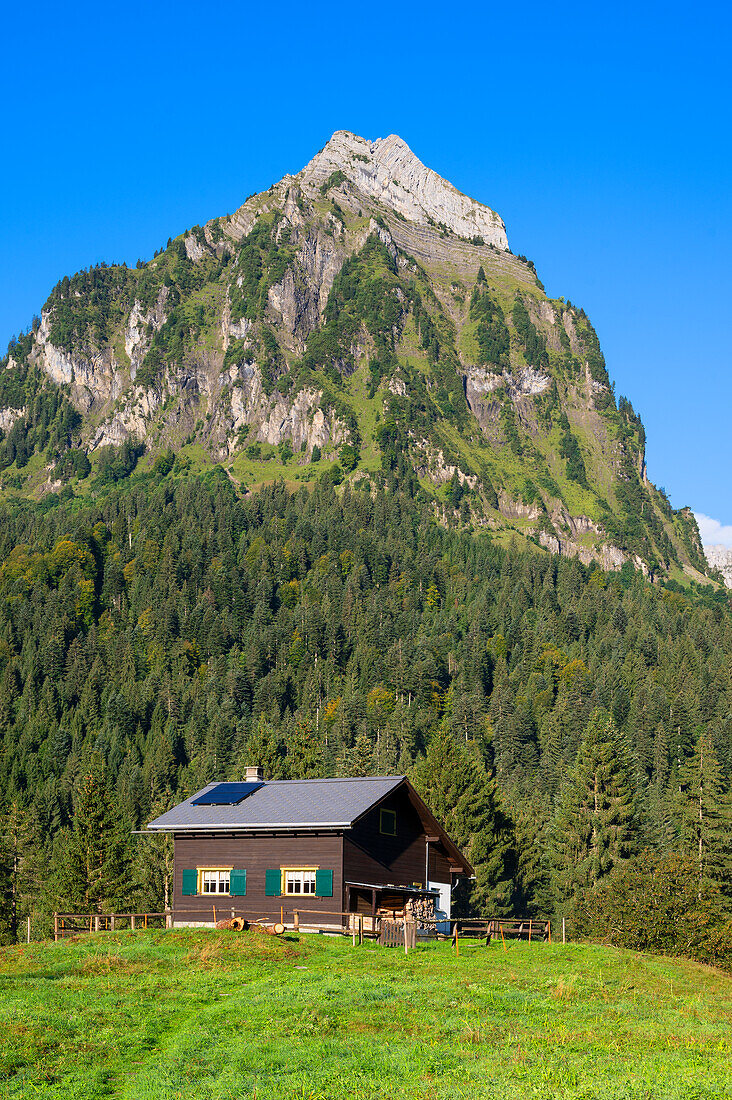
[{"left": 191, "top": 782, "right": 264, "bottom": 806}]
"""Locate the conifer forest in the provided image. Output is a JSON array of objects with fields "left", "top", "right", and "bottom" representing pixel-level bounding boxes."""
[{"left": 0, "top": 467, "right": 730, "bottom": 966}]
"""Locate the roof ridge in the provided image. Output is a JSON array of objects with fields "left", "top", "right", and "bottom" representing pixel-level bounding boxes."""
[
  {"left": 194, "top": 775, "right": 404, "bottom": 788},
  {"left": 265, "top": 775, "right": 404, "bottom": 784}
]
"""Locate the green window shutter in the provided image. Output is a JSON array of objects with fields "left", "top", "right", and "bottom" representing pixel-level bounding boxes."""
[
  {"left": 182, "top": 869, "right": 198, "bottom": 896},
  {"left": 315, "top": 869, "right": 333, "bottom": 897},
  {"left": 229, "top": 869, "right": 247, "bottom": 896},
  {"left": 265, "top": 869, "right": 281, "bottom": 896}
]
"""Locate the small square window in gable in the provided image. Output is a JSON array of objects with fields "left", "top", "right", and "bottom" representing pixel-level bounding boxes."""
[{"left": 380, "top": 808, "right": 397, "bottom": 836}]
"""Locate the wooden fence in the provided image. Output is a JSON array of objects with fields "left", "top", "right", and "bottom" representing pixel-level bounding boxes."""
[
  {"left": 54, "top": 912, "right": 171, "bottom": 939},
  {"left": 463, "top": 918, "right": 551, "bottom": 943},
  {"left": 54, "top": 908, "right": 552, "bottom": 946}
]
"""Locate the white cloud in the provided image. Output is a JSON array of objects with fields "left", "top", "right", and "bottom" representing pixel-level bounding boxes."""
[{"left": 694, "top": 513, "right": 732, "bottom": 549}]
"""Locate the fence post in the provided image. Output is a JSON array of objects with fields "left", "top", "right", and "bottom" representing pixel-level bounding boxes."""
[
  {"left": 131, "top": 915, "right": 136, "bottom": 931},
  {"left": 54, "top": 913, "right": 58, "bottom": 942},
  {"left": 27, "top": 915, "right": 31, "bottom": 944},
  {"left": 94, "top": 915, "right": 100, "bottom": 933},
  {"left": 293, "top": 910, "right": 299, "bottom": 932},
  {"left": 403, "top": 919, "right": 408, "bottom": 956},
  {"left": 358, "top": 916, "right": 363, "bottom": 946},
  {"left": 529, "top": 919, "right": 533, "bottom": 944},
  {"left": 500, "top": 923, "right": 506, "bottom": 953},
  {"left": 110, "top": 914, "right": 115, "bottom": 931}
]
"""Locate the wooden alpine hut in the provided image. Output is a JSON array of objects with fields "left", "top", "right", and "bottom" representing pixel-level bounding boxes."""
[{"left": 146, "top": 768, "right": 473, "bottom": 929}]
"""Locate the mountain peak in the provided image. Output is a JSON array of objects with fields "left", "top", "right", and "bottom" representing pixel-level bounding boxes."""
[{"left": 297, "top": 130, "right": 509, "bottom": 250}]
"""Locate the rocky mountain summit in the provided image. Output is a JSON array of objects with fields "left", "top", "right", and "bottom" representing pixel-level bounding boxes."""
[
  {"left": 296, "top": 131, "right": 509, "bottom": 248},
  {"left": 0, "top": 130, "right": 710, "bottom": 582}
]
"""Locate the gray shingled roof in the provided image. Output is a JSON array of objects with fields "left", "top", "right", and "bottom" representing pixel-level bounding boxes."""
[{"left": 146, "top": 776, "right": 405, "bottom": 832}]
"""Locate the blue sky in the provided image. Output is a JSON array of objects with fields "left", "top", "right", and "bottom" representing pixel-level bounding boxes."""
[{"left": 2, "top": 1, "right": 731, "bottom": 538}]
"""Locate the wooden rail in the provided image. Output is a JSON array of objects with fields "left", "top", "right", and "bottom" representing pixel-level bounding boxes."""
[
  {"left": 452, "top": 918, "right": 551, "bottom": 943},
  {"left": 54, "top": 912, "right": 171, "bottom": 940}
]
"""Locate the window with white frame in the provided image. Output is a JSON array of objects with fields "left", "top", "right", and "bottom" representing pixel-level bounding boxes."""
[
  {"left": 200, "top": 868, "right": 231, "bottom": 894},
  {"left": 283, "top": 868, "right": 317, "bottom": 895}
]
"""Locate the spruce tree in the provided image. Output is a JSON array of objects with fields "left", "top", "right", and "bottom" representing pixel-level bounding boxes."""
[
  {"left": 134, "top": 793, "right": 174, "bottom": 912},
  {"left": 54, "top": 773, "right": 134, "bottom": 913},
  {"left": 235, "top": 714, "right": 287, "bottom": 779},
  {"left": 513, "top": 802, "right": 553, "bottom": 917},
  {"left": 677, "top": 726, "right": 732, "bottom": 900},
  {"left": 550, "top": 708, "right": 637, "bottom": 908},
  {"left": 411, "top": 728, "right": 516, "bottom": 915},
  {"left": 0, "top": 802, "right": 38, "bottom": 943}
]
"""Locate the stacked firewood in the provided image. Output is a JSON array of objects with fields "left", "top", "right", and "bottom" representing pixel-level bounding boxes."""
[{"left": 405, "top": 895, "right": 437, "bottom": 929}]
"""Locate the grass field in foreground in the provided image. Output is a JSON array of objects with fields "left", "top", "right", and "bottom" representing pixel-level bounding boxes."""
[{"left": 0, "top": 931, "right": 730, "bottom": 1099}]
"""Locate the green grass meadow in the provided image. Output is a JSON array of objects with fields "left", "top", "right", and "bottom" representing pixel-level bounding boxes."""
[{"left": 0, "top": 931, "right": 730, "bottom": 1099}]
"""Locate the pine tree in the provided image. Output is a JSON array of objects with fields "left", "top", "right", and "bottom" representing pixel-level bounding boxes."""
[
  {"left": 550, "top": 708, "right": 637, "bottom": 907},
  {"left": 133, "top": 794, "right": 174, "bottom": 912},
  {"left": 54, "top": 773, "right": 135, "bottom": 913},
  {"left": 677, "top": 726, "right": 732, "bottom": 899},
  {"left": 411, "top": 728, "right": 516, "bottom": 915},
  {"left": 235, "top": 714, "right": 287, "bottom": 779},
  {"left": 513, "top": 802, "right": 553, "bottom": 917},
  {"left": 0, "top": 802, "right": 37, "bottom": 942},
  {"left": 284, "top": 716, "right": 329, "bottom": 778}
]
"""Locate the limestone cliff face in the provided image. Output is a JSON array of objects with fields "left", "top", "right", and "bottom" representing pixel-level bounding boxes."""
[
  {"left": 35, "top": 312, "right": 123, "bottom": 414},
  {"left": 704, "top": 545, "right": 732, "bottom": 588},
  {"left": 266, "top": 201, "right": 349, "bottom": 347},
  {"left": 0, "top": 130, "right": 711, "bottom": 583}
]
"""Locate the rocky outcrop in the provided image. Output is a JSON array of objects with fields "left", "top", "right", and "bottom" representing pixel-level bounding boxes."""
[
  {"left": 256, "top": 388, "right": 347, "bottom": 453},
  {"left": 538, "top": 530, "right": 649, "bottom": 576},
  {"left": 499, "top": 492, "right": 542, "bottom": 521},
  {"left": 413, "top": 440, "right": 478, "bottom": 488},
  {"left": 184, "top": 234, "right": 207, "bottom": 262},
  {"left": 0, "top": 406, "right": 27, "bottom": 431},
  {"left": 704, "top": 544, "right": 732, "bottom": 588},
  {"left": 268, "top": 226, "right": 346, "bottom": 344},
  {"left": 35, "top": 313, "right": 123, "bottom": 413},
  {"left": 464, "top": 365, "right": 550, "bottom": 433},
  {"left": 125, "top": 288, "right": 169, "bottom": 379}
]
